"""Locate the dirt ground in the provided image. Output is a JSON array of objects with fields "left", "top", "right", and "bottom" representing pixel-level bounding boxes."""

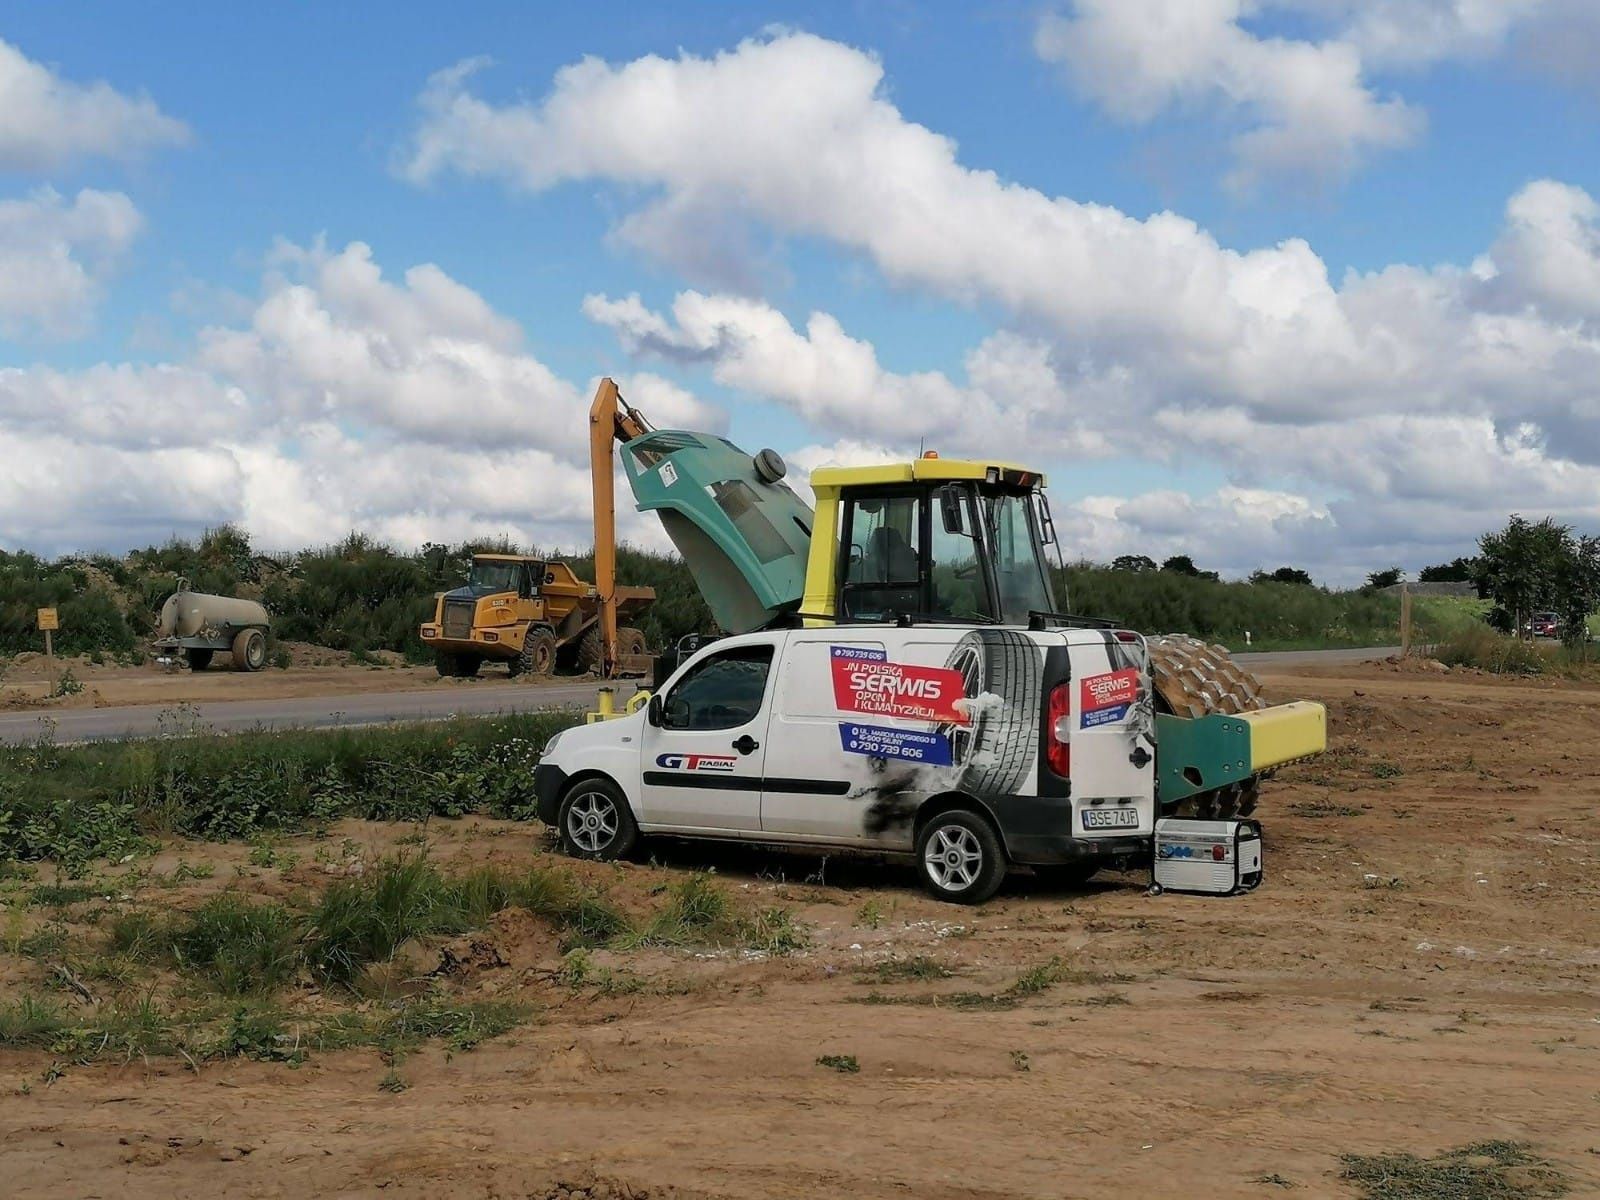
[
  {"left": 0, "top": 643, "right": 537, "bottom": 711},
  {"left": 3, "top": 661, "right": 1599, "bottom": 1198}
]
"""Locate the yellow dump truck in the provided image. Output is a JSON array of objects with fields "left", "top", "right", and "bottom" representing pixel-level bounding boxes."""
[{"left": 419, "top": 553, "right": 652, "bottom": 678}]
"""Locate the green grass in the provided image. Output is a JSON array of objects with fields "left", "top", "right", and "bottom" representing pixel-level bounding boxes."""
[
  {"left": 0, "top": 992, "right": 528, "bottom": 1065},
  {"left": 168, "top": 895, "right": 301, "bottom": 995},
  {"left": 1339, "top": 1140, "right": 1569, "bottom": 1200},
  {"left": 622, "top": 873, "right": 808, "bottom": 955},
  {"left": 0, "top": 711, "right": 577, "bottom": 866}
]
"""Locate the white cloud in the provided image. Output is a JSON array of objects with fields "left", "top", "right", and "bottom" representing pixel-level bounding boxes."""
[
  {"left": 399, "top": 33, "right": 1600, "bottom": 578},
  {"left": 1033, "top": 1, "right": 1423, "bottom": 189},
  {"left": 0, "top": 188, "right": 143, "bottom": 339},
  {"left": 196, "top": 240, "right": 586, "bottom": 454},
  {"left": 0, "top": 37, "right": 189, "bottom": 170},
  {"left": 0, "top": 241, "right": 722, "bottom": 558},
  {"left": 584, "top": 289, "right": 1111, "bottom": 457}
]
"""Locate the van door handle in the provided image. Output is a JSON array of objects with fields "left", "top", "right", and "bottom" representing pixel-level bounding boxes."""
[
  {"left": 732, "top": 734, "right": 760, "bottom": 755},
  {"left": 1129, "top": 745, "right": 1152, "bottom": 769}
]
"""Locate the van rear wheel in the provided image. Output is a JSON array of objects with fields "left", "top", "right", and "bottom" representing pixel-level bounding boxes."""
[
  {"left": 557, "top": 778, "right": 639, "bottom": 862},
  {"left": 916, "top": 809, "right": 1007, "bottom": 904}
]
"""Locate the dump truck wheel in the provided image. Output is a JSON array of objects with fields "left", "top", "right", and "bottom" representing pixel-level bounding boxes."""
[
  {"left": 231, "top": 628, "right": 267, "bottom": 672},
  {"left": 435, "top": 652, "right": 458, "bottom": 678},
  {"left": 185, "top": 649, "right": 214, "bottom": 671},
  {"left": 1148, "top": 635, "right": 1268, "bottom": 818},
  {"left": 517, "top": 629, "right": 557, "bottom": 678},
  {"left": 617, "top": 627, "right": 647, "bottom": 659},
  {"left": 455, "top": 656, "right": 481, "bottom": 679},
  {"left": 577, "top": 626, "right": 604, "bottom": 674}
]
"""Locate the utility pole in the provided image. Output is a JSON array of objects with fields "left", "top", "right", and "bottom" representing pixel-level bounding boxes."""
[{"left": 1399, "top": 584, "right": 1412, "bottom": 657}]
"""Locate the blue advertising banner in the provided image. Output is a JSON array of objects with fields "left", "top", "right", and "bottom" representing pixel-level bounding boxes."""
[{"left": 838, "top": 722, "right": 954, "bottom": 766}]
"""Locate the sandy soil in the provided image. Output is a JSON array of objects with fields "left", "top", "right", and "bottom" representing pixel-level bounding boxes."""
[
  {"left": 3, "top": 663, "right": 1599, "bottom": 1198},
  {"left": 0, "top": 643, "right": 549, "bottom": 711}
]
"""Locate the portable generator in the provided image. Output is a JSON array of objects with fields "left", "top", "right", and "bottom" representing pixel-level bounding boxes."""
[{"left": 1151, "top": 818, "right": 1263, "bottom": 896}]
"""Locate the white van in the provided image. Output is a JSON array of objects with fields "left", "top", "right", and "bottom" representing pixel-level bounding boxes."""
[{"left": 535, "top": 623, "right": 1157, "bottom": 903}]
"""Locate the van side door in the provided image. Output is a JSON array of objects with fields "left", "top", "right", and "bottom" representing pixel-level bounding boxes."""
[{"left": 639, "top": 636, "right": 781, "bottom": 832}]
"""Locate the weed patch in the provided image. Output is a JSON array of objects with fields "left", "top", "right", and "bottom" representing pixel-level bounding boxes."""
[
  {"left": 165, "top": 895, "right": 302, "bottom": 995},
  {"left": 816, "top": 1053, "right": 859, "bottom": 1073},
  {"left": 856, "top": 955, "right": 955, "bottom": 984},
  {"left": 1339, "top": 1140, "right": 1569, "bottom": 1200}
]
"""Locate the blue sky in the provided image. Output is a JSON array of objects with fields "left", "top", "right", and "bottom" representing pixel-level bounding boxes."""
[{"left": 2, "top": 3, "right": 1599, "bottom": 582}]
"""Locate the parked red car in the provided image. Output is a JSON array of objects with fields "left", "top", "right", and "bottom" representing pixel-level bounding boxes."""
[{"left": 1527, "top": 612, "right": 1559, "bottom": 638}]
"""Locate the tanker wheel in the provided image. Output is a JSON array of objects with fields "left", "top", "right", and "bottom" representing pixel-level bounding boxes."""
[
  {"left": 515, "top": 629, "right": 557, "bottom": 678},
  {"left": 231, "top": 628, "right": 267, "bottom": 672},
  {"left": 577, "top": 626, "right": 604, "bottom": 675},
  {"left": 185, "top": 648, "right": 214, "bottom": 671},
  {"left": 1148, "top": 634, "right": 1267, "bottom": 819}
]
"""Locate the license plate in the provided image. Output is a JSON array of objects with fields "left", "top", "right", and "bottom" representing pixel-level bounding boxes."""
[{"left": 1082, "top": 806, "right": 1139, "bottom": 830}]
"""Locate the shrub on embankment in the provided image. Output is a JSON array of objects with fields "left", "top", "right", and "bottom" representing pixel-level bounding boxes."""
[
  {"left": 0, "top": 711, "right": 579, "bottom": 867},
  {"left": 0, "top": 527, "right": 713, "bottom": 661},
  {"left": 1055, "top": 565, "right": 1405, "bottom": 648}
]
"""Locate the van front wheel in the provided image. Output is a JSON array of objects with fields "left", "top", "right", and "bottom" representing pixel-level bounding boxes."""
[
  {"left": 557, "top": 778, "right": 639, "bottom": 862},
  {"left": 916, "top": 809, "right": 1007, "bottom": 904}
]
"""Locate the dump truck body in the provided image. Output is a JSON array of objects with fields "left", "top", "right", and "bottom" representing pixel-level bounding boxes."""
[{"left": 420, "top": 555, "right": 652, "bottom": 678}]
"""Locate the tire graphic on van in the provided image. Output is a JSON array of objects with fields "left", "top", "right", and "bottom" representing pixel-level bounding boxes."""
[{"left": 938, "top": 629, "right": 1042, "bottom": 799}]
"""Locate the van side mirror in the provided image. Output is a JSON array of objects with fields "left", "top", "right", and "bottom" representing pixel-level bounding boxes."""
[{"left": 646, "top": 694, "right": 663, "bottom": 727}]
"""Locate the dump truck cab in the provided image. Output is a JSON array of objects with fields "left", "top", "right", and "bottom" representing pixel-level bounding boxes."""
[{"left": 420, "top": 553, "right": 653, "bottom": 680}]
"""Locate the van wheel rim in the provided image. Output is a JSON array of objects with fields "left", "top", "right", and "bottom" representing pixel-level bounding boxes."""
[
  {"left": 925, "top": 827, "right": 982, "bottom": 890},
  {"left": 567, "top": 792, "right": 618, "bottom": 852}
]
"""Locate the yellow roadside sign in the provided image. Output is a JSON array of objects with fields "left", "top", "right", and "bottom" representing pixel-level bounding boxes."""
[{"left": 37, "top": 607, "right": 59, "bottom": 632}]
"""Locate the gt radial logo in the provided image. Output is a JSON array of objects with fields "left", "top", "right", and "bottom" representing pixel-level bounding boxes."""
[{"left": 655, "top": 753, "right": 737, "bottom": 772}]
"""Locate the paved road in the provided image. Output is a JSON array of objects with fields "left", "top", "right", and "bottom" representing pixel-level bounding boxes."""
[
  {"left": 0, "top": 644, "right": 1399, "bottom": 747},
  {"left": 0, "top": 680, "right": 637, "bottom": 746}
]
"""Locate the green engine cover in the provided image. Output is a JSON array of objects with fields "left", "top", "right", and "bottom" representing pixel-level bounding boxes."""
[{"left": 622, "top": 430, "right": 814, "bottom": 634}]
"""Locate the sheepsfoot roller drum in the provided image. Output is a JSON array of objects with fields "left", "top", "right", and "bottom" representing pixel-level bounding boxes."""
[{"left": 1148, "top": 634, "right": 1310, "bottom": 819}]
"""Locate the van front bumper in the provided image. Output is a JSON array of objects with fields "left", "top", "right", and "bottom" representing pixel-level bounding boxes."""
[{"left": 534, "top": 763, "right": 568, "bottom": 826}]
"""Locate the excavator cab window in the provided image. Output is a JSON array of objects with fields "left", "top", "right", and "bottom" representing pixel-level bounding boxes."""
[
  {"left": 835, "top": 482, "right": 1056, "bottom": 625},
  {"left": 840, "top": 493, "right": 923, "bottom": 621}
]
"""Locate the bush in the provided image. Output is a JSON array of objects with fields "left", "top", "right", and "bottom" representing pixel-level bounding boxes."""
[
  {"left": 1055, "top": 564, "right": 1401, "bottom": 647},
  {"left": 0, "top": 712, "right": 573, "bottom": 865},
  {"left": 1435, "top": 625, "right": 1549, "bottom": 675}
]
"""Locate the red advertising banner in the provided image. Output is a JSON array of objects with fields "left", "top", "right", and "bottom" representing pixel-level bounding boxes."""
[
  {"left": 830, "top": 646, "right": 970, "bottom": 724},
  {"left": 1079, "top": 667, "right": 1139, "bottom": 728}
]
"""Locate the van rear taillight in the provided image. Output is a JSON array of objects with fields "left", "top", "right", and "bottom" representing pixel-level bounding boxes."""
[{"left": 1046, "top": 681, "right": 1071, "bottom": 777}]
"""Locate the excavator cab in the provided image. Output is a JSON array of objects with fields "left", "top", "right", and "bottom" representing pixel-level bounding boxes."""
[
  {"left": 821, "top": 462, "right": 1059, "bottom": 626},
  {"left": 799, "top": 458, "right": 1059, "bottom": 627}
]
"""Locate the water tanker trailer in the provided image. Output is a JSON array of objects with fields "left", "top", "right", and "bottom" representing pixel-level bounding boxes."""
[{"left": 154, "top": 579, "right": 271, "bottom": 671}]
